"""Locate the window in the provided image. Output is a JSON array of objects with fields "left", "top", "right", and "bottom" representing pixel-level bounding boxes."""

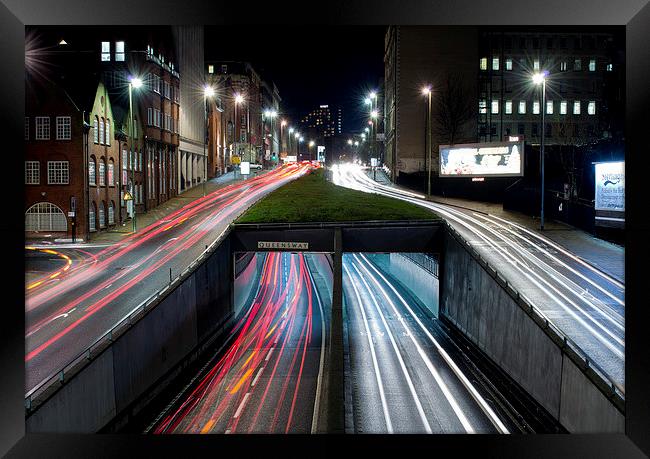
[
  {"left": 480, "top": 57, "right": 487, "bottom": 70},
  {"left": 36, "top": 117, "right": 50, "bottom": 140},
  {"left": 133, "top": 118, "right": 137, "bottom": 138},
  {"left": 560, "top": 61, "right": 567, "bottom": 72},
  {"left": 589, "top": 59, "right": 596, "bottom": 71},
  {"left": 221, "top": 64, "right": 228, "bottom": 73},
  {"left": 492, "top": 57, "right": 499, "bottom": 71},
  {"left": 93, "top": 116, "right": 99, "bottom": 143},
  {"left": 533, "top": 60, "right": 540, "bottom": 71},
  {"left": 515, "top": 100, "right": 525, "bottom": 115},
  {"left": 533, "top": 101, "right": 540, "bottom": 114},
  {"left": 47, "top": 160, "right": 69, "bottom": 184},
  {"left": 505, "top": 100, "right": 513, "bottom": 114},
  {"left": 518, "top": 123, "right": 525, "bottom": 135},
  {"left": 25, "top": 202, "right": 67, "bottom": 232},
  {"left": 99, "top": 118, "right": 105, "bottom": 145},
  {"left": 99, "top": 202, "right": 106, "bottom": 228},
  {"left": 164, "top": 81, "right": 170, "bottom": 99},
  {"left": 108, "top": 161, "right": 114, "bottom": 186},
  {"left": 208, "top": 65, "right": 214, "bottom": 74},
  {"left": 89, "top": 203, "right": 96, "bottom": 232},
  {"left": 546, "top": 100, "right": 554, "bottom": 114},
  {"left": 98, "top": 159, "right": 106, "bottom": 186},
  {"left": 115, "top": 41, "right": 125, "bottom": 61},
  {"left": 129, "top": 150, "right": 133, "bottom": 170},
  {"left": 505, "top": 58, "right": 512, "bottom": 70},
  {"left": 105, "top": 119, "right": 110, "bottom": 145},
  {"left": 574, "top": 59, "right": 582, "bottom": 71},
  {"left": 588, "top": 101, "right": 596, "bottom": 115},
  {"left": 122, "top": 149, "right": 128, "bottom": 170},
  {"left": 139, "top": 150, "right": 143, "bottom": 171},
  {"left": 479, "top": 100, "right": 487, "bottom": 114},
  {"left": 560, "top": 100, "right": 568, "bottom": 115},
  {"left": 89, "top": 157, "right": 96, "bottom": 185},
  {"left": 56, "top": 116, "right": 71, "bottom": 140},
  {"left": 101, "top": 41, "right": 110, "bottom": 61},
  {"left": 573, "top": 101, "right": 581, "bottom": 115},
  {"left": 25, "top": 161, "right": 39, "bottom": 184},
  {"left": 152, "top": 74, "right": 161, "bottom": 93},
  {"left": 607, "top": 63, "right": 613, "bottom": 72},
  {"left": 25, "top": 117, "right": 29, "bottom": 140},
  {"left": 491, "top": 100, "right": 499, "bottom": 114},
  {"left": 108, "top": 202, "right": 115, "bottom": 225},
  {"left": 173, "top": 85, "right": 180, "bottom": 103}
]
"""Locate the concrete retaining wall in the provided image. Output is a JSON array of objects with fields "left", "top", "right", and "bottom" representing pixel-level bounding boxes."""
[
  {"left": 388, "top": 253, "right": 439, "bottom": 317},
  {"left": 233, "top": 253, "right": 265, "bottom": 317},
  {"left": 440, "top": 228, "right": 624, "bottom": 433},
  {"left": 26, "top": 234, "right": 234, "bottom": 433}
]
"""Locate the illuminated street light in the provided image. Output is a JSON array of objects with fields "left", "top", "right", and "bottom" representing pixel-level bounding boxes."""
[
  {"left": 289, "top": 127, "right": 294, "bottom": 134},
  {"left": 532, "top": 70, "right": 549, "bottom": 230},
  {"left": 423, "top": 83, "right": 432, "bottom": 196},
  {"left": 354, "top": 141, "right": 359, "bottom": 146},
  {"left": 127, "top": 75, "right": 143, "bottom": 232},
  {"left": 309, "top": 140, "right": 315, "bottom": 147},
  {"left": 364, "top": 97, "right": 372, "bottom": 105},
  {"left": 347, "top": 139, "right": 353, "bottom": 145},
  {"left": 281, "top": 119, "right": 287, "bottom": 127},
  {"left": 364, "top": 127, "right": 369, "bottom": 133},
  {"left": 235, "top": 93, "right": 244, "bottom": 104},
  {"left": 370, "top": 110, "right": 378, "bottom": 119},
  {"left": 131, "top": 77, "right": 143, "bottom": 89},
  {"left": 422, "top": 85, "right": 432, "bottom": 96},
  {"left": 369, "top": 91, "right": 377, "bottom": 99},
  {"left": 203, "top": 85, "right": 216, "bottom": 197}
]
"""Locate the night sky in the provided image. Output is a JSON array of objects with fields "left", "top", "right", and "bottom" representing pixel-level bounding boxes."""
[{"left": 205, "top": 26, "right": 386, "bottom": 134}]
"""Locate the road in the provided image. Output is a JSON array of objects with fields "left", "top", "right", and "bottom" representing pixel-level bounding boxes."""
[
  {"left": 24, "top": 163, "right": 314, "bottom": 393},
  {"left": 152, "top": 252, "right": 327, "bottom": 434},
  {"left": 333, "top": 164, "right": 625, "bottom": 392},
  {"left": 343, "top": 252, "right": 510, "bottom": 434}
]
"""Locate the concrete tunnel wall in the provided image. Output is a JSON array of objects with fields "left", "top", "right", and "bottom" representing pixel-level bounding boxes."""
[
  {"left": 386, "top": 253, "right": 439, "bottom": 317},
  {"left": 27, "top": 234, "right": 236, "bottom": 433},
  {"left": 440, "top": 229, "right": 624, "bottom": 433}
]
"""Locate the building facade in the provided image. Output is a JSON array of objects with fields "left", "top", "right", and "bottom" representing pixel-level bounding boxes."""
[{"left": 300, "top": 105, "right": 342, "bottom": 140}]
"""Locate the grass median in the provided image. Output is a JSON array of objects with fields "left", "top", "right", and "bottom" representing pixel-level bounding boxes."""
[{"left": 237, "top": 168, "right": 438, "bottom": 224}]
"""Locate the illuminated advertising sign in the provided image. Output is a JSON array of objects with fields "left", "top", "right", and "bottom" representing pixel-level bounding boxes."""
[
  {"left": 240, "top": 161, "right": 250, "bottom": 175},
  {"left": 284, "top": 155, "right": 297, "bottom": 162},
  {"left": 439, "top": 141, "right": 524, "bottom": 177},
  {"left": 595, "top": 161, "right": 624, "bottom": 212}
]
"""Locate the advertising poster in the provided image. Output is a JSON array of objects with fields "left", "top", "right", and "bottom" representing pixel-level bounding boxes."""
[
  {"left": 595, "top": 161, "right": 625, "bottom": 212},
  {"left": 439, "top": 141, "right": 524, "bottom": 177},
  {"left": 240, "top": 161, "right": 250, "bottom": 175}
]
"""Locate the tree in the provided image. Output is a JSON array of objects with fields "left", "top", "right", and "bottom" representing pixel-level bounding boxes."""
[{"left": 433, "top": 72, "right": 475, "bottom": 146}]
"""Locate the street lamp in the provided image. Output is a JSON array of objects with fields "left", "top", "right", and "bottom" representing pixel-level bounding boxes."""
[
  {"left": 203, "top": 85, "right": 215, "bottom": 197},
  {"left": 347, "top": 139, "right": 353, "bottom": 145},
  {"left": 532, "top": 71, "right": 548, "bottom": 230},
  {"left": 308, "top": 140, "right": 315, "bottom": 161},
  {"left": 128, "top": 76, "right": 143, "bottom": 233},
  {"left": 234, "top": 93, "right": 244, "bottom": 173},
  {"left": 422, "top": 85, "right": 432, "bottom": 196}
]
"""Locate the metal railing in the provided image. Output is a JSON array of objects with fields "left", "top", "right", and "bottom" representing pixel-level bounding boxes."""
[
  {"left": 443, "top": 220, "right": 625, "bottom": 409},
  {"left": 397, "top": 252, "right": 439, "bottom": 279}
]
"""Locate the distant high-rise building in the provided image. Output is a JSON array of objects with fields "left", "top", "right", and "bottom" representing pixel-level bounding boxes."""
[{"left": 300, "top": 105, "right": 342, "bottom": 139}]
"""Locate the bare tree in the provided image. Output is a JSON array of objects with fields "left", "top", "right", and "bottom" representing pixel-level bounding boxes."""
[{"left": 433, "top": 72, "right": 475, "bottom": 145}]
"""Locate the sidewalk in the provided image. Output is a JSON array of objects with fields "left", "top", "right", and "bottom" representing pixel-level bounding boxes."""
[
  {"left": 90, "top": 170, "right": 258, "bottom": 244},
  {"left": 368, "top": 168, "right": 625, "bottom": 283}
]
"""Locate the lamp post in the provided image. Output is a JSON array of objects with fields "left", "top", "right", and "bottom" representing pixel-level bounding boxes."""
[
  {"left": 422, "top": 85, "right": 432, "bottom": 196},
  {"left": 309, "top": 140, "right": 315, "bottom": 161},
  {"left": 288, "top": 127, "right": 294, "bottom": 159},
  {"left": 234, "top": 93, "right": 244, "bottom": 171},
  {"left": 280, "top": 119, "right": 287, "bottom": 164},
  {"left": 532, "top": 71, "right": 548, "bottom": 230},
  {"left": 128, "top": 76, "right": 142, "bottom": 233},
  {"left": 203, "top": 85, "right": 215, "bottom": 197}
]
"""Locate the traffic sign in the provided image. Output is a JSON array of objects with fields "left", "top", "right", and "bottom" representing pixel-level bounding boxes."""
[
  {"left": 123, "top": 191, "right": 134, "bottom": 201},
  {"left": 232, "top": 156, "right": 241, "bottom": 165}
]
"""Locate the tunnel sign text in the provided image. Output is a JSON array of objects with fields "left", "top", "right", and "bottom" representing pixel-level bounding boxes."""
[{"left": 258, "top": 241, "right": 309, "bottom": 250}]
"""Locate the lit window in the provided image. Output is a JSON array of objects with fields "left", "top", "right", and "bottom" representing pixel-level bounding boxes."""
[
  {"left": 606, "top": 63, "right": 613, "bottom": 72},
  {"left": 518, "top": 101, "right": 526, "bottom": 114},
  {"left": 573, "top": 101, "right": 581, "bottom": 115},
  {"left": 108, "top": 202, "right": 115, "bottom": 225},
  {"left": 589, "top": 59, "right": 596, "bottom": 71},
  {"left": 574, "top": 59, "right": 582, "bottom": 71},
  {"left": 560, "top": 101, "right": 567, "bottom": 114},
  {"left": 546, "top": 100, "right": 553, "bottom": 114},
  {"left": 505, "top": 58, "right": 512, "bottom": 70},
  {"left": 47, "top": 161, "right": 69, "bottom": 184},
  {"left": 147, "top": 108, "right": 153, "bottom": 126},
  {"left": 560, "top": 61, "right": 567, "bottom": 71},
  {"left": 35, "top": 116, "right": 50, "bottom": 140},
  {"left": 588, "top": 101, "right": 596, "bottom": 115},
  {"left": 480, "top": 58, "right": 487, "bottom": 71},
  {"left": 533, "top": 60, "right": 540, "bottom": 71},
  {"left": 108, "top": 161, "right": 114, "bottom": 186},
  {"left": 492, "top": 58, "right": 499, "bottom": 71},
  {"left": 208, "top": 65, "right": 214, "bottom": 74},
  {"left": 89, "top": 203, "right": 96, "bottom": 232},
  {"left": 533, "top": 101, "right": 540, "bottom": 114},
  {"left": 56, "top": 116, "right": 71, "bottom": 140},
  {"left": 25, "top": 117, "right": 29, "bottom": 140},
  {"left": 99, "top": 202, "right": 105, "bottom": 228},
  {"left": 101, "top": 42, "right": 110, "bottom": 61},
  {"left": 89, "top": 158, "right": 96, "bottom": 185},
  {"left": 93, "top": 116, "right": 98, "bottom": 143},
  {"left": 115, "top": 41, "right": 125, "bottom": 61},
  {"left": 105, "top": 119, "right": 110, "bottom": 145},
  {"left": 99, "top": 118, "right": 105, "bottom": 144},
  {"left": 479, "top": 100, "right": 487, "bottom": 114},
  {"left": 122, "top": 149, "right": 128, "bottom": 170},
  {"left": 505, "top": 100, "right": 512, "bottom": 114},
  {"left": 491, "top": 100, "right": 499, "bottom": 114},
  {"left": 25, "top": 161, "right": 40, "bottom": 184},
  {"left": 98, "top": 160, "right": 106, "bottom": 186}
]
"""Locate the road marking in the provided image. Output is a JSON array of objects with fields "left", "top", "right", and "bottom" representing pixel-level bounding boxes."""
[
  {"left": 233, "top": 392, "right": 251, "bottom": 419},
  {"left": 265, "top": 347, "right": 275, "bottom": 362},
  {"left": 200, "top": 419, "right": 215, "bottom": 434},
  {"left": 251, "top": 367, "right": 264, "bottom": 387}
]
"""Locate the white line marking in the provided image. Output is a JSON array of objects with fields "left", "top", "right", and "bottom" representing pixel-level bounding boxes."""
[
  {"left": 252, "top": 367, "right": 264, "bottom": 387},
  {"left": 233, "top": 392, "right": 251, "bottom": 419}
]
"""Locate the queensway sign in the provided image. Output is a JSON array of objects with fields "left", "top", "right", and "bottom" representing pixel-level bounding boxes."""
[{"left": 257, "top": 241, "right": 309, "bottom": 250}]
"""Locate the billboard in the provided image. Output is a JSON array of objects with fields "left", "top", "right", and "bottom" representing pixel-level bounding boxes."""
[
  {"left": 439, "top": 141, "right": 524, "bottom": 177},
  {"left": 240, "top": 161, "right": 250, "bottom": 175},
  {"left": 594, "top": 161, "right": 624, "bottom": 228}
]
